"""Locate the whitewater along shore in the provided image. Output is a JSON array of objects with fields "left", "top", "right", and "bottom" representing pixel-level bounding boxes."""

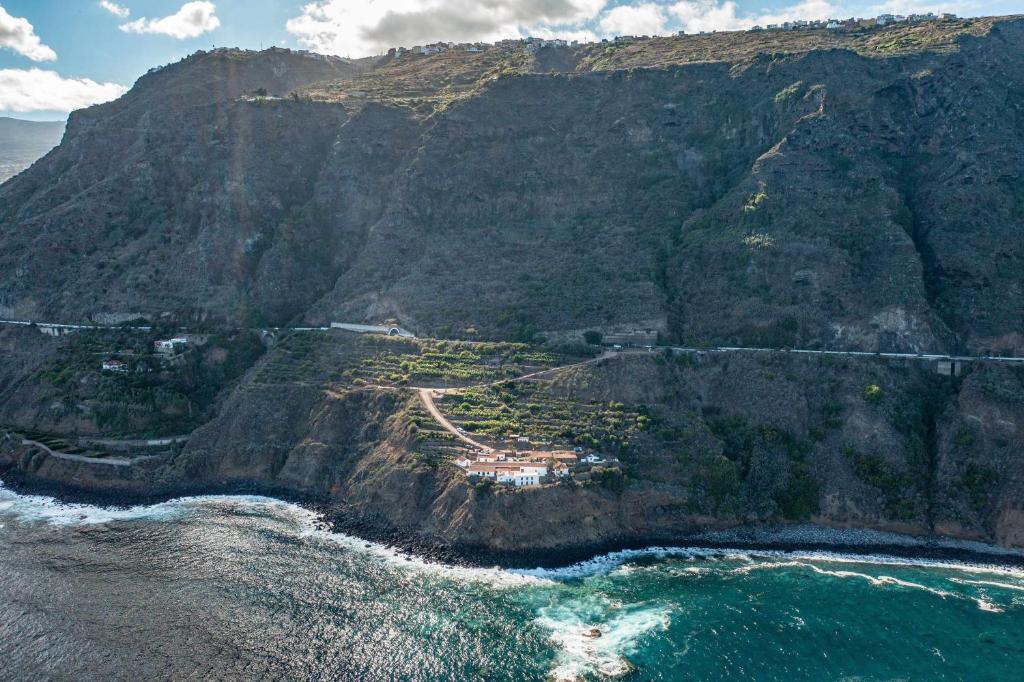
[{"left": 2, "top": 466, "right": 1023, "bottom": 573}]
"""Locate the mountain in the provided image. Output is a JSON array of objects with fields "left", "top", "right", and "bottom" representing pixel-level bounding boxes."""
[
  {"left": 1, "top": 20, "right": 1024, "bottom": 561},
  {"left": 1, "top": 20, "right": 1023, "bottom": 355},
  {"left": 0, "top": 118, "right": 65, "bottom": 184}
]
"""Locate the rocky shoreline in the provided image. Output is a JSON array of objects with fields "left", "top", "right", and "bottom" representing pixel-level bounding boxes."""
[{"left": 3, "top": 468, "right": 1023, "bottom": 573}]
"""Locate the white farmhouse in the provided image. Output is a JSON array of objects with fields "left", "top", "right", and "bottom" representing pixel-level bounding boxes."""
[{"left": 102, "top": 359, "right": 128, "bottom": 373}]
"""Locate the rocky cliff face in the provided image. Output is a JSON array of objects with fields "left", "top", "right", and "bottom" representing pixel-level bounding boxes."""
[
  {"left": 2, "top": 20, "right": 1022, "bottom": 351},
  {"left": 1, "top": 20, "right": 1023, "bottom": 560},
  {"left": 3, "top": 342, "right": 1022, "bottom": 557}
]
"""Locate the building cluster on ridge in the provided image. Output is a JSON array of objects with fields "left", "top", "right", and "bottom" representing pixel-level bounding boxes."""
[
  {"left": 144, "top": 9, "right": 965, "bottom": 78},
  {"left": 380, "top": 11, "right": 960, "bottom": 58},
  {"left": 748, "top": 11, "right": 957, "bottom": 33}
]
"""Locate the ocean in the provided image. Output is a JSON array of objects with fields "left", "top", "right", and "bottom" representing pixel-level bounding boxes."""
[{"left": 1, "top": 480, "right": 1022, "bottom": 681}]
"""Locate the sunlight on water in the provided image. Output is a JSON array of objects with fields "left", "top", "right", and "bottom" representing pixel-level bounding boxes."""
[{"left": 2, "top": 479, "right": 1023, "bottom": 681}]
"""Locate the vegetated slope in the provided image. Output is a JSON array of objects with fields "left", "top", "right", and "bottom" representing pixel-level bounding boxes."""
[
  {"left": 0, "top": 118, "right": 65, "bottom": 183},
  {"left": 0, "top": 19, "right": 1022, "bottom": 354},
  {"left": 6, "top": 340, "right": 1022, "bottom": 555}
]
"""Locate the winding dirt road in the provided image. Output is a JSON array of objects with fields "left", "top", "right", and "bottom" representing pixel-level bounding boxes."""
[{"left": 417, "top": 389, "right": 493, "bottom": 452}]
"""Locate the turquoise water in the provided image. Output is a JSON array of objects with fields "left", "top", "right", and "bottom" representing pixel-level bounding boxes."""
[{"left": 1, "top": 482, "right": 1022, "bottom": 680}]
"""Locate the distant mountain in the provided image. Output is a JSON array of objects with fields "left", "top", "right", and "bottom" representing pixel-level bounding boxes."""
[{"left": 0, "top": 117, "right": 65, "bottom": 183}]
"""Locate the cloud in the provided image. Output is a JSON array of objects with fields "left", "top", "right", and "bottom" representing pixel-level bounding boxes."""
[
  {"left": 0, "top": 4, "right": 57, "bottom": 61},
  {"left": 668, "top": 0, "right": 839, "bottom": 33},
  {"left": 99, "top": 1, "right": 130, "bottom": 19},
  {"left": 0, "top": 68, "right": 128, "bottom": 113},
  {"left": 119, "top": 1, "right": 220, "bottom": 39},
  {"left": 598, "top": 3, "right": 669, "bottom": 35},
  {"left": 286, "top": 0, "right": 607, "bottom": 57}
]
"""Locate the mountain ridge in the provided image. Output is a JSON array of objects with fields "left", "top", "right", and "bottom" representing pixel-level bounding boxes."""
[{"left": 2, "top": 17, "right": 1021, "bottom": 353}]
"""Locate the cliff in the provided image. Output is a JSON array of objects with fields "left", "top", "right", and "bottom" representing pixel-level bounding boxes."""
[
  {"left": 1, "top": 18, "right": 1022, "bottom": 352},
  {"left": 2, "top": 330, "right": 1022, "bottom": 560},
  {"left": 1, "top": 19, "right": 1023, "bottom": 562}
]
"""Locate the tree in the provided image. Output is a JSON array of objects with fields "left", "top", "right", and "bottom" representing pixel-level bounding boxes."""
[{"left": 583, "top": 330, "right": 603, "bottom": 345}]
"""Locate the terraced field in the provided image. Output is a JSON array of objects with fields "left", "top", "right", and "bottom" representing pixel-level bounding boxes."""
[
  {"left": 406, "top": 400, "right": 476, "bottom": 466},
  {"left": 251, "top": 332, "right": 591, "bottom": 389},
  {"left": 437, "top": 381, "right": 650, "bottom": 455}
]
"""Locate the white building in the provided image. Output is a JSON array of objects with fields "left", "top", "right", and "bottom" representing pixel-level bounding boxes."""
[
  {"left": 154, "top": 338, "right": 188, "bottom": 355},
  {"left": 467, "top": 462, "right": 546, "bottom": 486},
  {"left": 102, "top": 359, "right": 128, "bottom": 373},
  {"left": 518, "top": 463, "right": 548, "bottom": 477},
  {"left": 498, "top": 471, "right": 540, "bottom": 486}
]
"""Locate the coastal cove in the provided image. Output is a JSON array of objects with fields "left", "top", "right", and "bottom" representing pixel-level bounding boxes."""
[{"left": 2, "top": 479, "right": 1024, "bottom": 681}]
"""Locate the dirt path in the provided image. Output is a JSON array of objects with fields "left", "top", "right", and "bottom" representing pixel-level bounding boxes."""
[
  {"left": 413, "top": 351, "right": 626, "bottom": 452},
  {"left": 417, "top": 389, "right": 493, "bottom": 453},
  {"left": 21, "top": 439, "right": 153, "bottom": 467}
]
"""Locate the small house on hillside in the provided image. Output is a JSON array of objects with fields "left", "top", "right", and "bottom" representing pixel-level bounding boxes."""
[
  {"left": 154, "top": 338, "right": 188, "bottom": 356},
  {"left": 102, "top": 359, "right": 128, "bottom": 373}
]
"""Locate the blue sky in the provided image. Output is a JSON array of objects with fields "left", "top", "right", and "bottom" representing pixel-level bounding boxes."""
[{"left": 1, "top": 0, "right": 1020, "bottom": 120}]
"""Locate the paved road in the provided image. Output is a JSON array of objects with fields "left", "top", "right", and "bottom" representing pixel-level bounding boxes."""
[
  {"left": 5, "top": 317, "right": 1022, "bottom": 364},
  {"left": 662, "top": 345, "right": 1024, "bottom": 364},
  {"left": 0, "top": 318, "right": 331, "bottom": 334}
]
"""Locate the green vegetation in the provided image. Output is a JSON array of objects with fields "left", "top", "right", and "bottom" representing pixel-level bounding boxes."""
[
  {"left": 690, "top": 454, "right": 740, "bottom": 514},
  {"left": 742, "top": 192, "right": 769, "bottom": 213},
  {"left": 709, "top": 416, "right": 820, "bottom": 519},
  {"left": 863, "top": 383, "right": 883, "bottom": 404},
  {"left": 774, "top": 81, "right": 803, "bottom": 103},
  {"left": 439, "top": 382, "right": 645, "bottom": 453},
  {"left": 844, "top": 448, "right": 917, "bottom": 520},
  {"left": 955, "top": 463, "right": 999, "bottom": 512},
  {"left": 252, "top": 333, "right": 590, "bottom": 388},
  {"left": 742, "top": 231, "right": 775, "bottom": 248},
  {"left": 33, "top": 329, "right": 264, "bottom": 437},
  {"left": 775, "top": 460, "right": 819, "bottom": 520}
]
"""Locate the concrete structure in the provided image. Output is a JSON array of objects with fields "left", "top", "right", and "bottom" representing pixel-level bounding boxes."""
[
  {"left": 604, "top": 329, "right": 658, "bottom": 347},
  {"left": 330, "top": 322, "right": 415, "bottom": 338},
  {"left": 936, "top": 359, "right": 964, "bottom": 376}
]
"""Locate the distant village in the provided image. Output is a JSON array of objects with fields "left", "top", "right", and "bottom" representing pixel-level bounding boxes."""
[
  {"left": 383, "top": 11, "right": 959, "bottom": 58},
  {"left": 145, "top": 10, "right": 964, "bottom": 78},
  {"left": 749, "top": 11, "right": 958, "bottom": 33}
]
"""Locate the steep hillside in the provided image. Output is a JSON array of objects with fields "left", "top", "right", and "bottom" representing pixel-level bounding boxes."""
[
  {"left": 4, "top": 335, "right": 1022, "bottom": 558},
  {"left": 1, "top": 19, "right": 1022, "bottom": 353}
]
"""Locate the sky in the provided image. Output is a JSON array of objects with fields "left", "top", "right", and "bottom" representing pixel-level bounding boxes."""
[{"left": 0, "top": 0, "right": 1019, "bottom": 120}]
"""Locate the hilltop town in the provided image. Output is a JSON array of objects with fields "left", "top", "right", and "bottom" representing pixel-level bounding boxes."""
[{"left": 379, "top": 9, "right": 960, "bottom": 57}]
